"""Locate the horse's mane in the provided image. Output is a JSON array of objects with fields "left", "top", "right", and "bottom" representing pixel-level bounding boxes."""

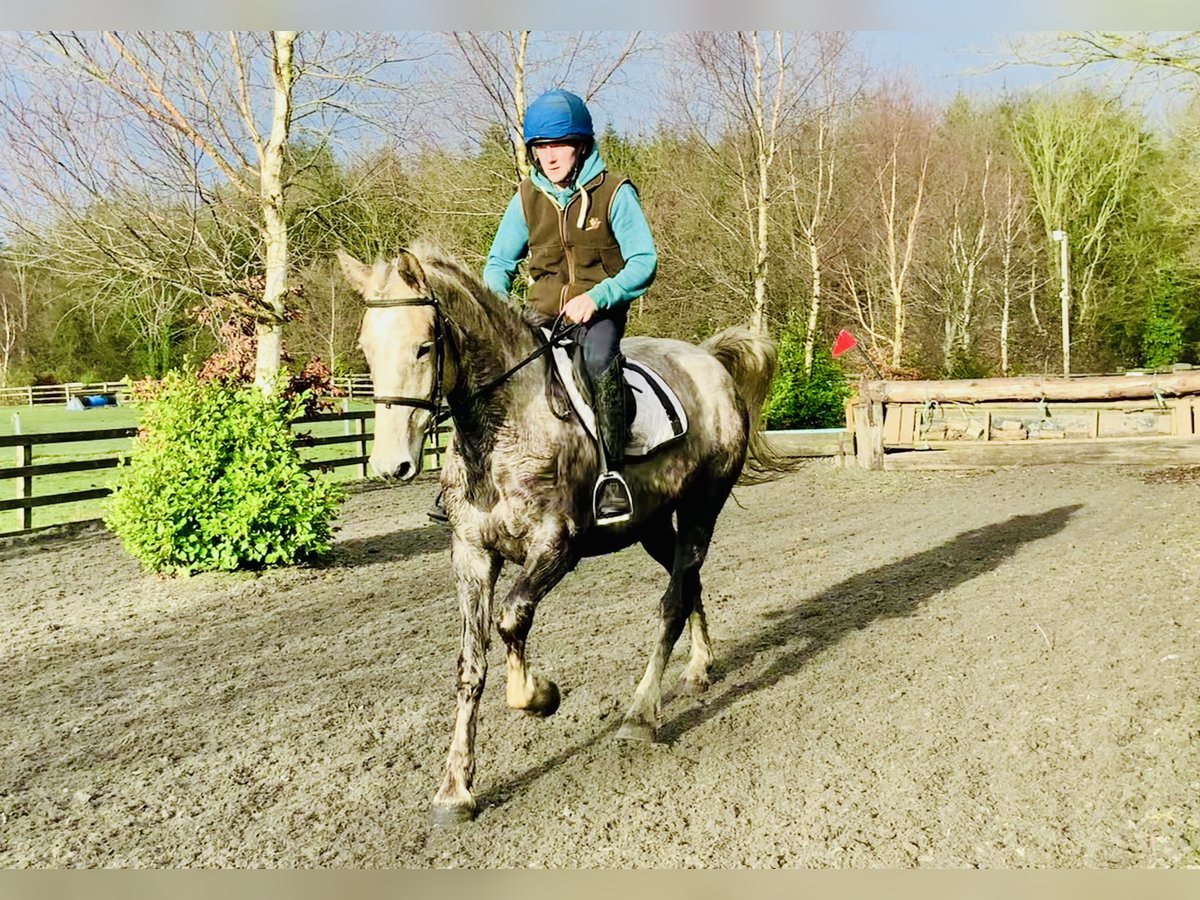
[{"left": 409, "top": 239, "right": 540, "bottom": 365}]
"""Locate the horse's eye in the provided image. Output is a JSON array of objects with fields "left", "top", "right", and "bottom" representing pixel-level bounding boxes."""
[{"left": 417, "top": 342, "right": 433, "bottom": 359}]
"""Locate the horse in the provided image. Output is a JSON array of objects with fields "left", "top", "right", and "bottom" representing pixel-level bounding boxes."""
[{"left": 337, "top": 242, "right": 792, "bottom": 826}]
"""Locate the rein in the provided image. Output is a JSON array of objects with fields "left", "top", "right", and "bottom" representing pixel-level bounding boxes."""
[{"left": 364, "top": 294, "right": 580, "bottom": 427}]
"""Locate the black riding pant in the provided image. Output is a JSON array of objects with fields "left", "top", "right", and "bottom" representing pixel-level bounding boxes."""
[{"left": 579, "top": 306, "right": 627, "bottom": 380}]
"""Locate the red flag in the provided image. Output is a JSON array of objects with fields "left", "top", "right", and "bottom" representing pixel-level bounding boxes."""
[{"left": 831, "top": 329, "right": 857, "bottom": 358}]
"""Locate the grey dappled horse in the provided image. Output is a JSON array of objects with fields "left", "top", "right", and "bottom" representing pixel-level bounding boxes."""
[{"left": 338, "top": 242, "right": 790, "bottom": 825}]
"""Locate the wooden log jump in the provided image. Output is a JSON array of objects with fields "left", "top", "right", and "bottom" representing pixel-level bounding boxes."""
[
  {"left": 859, "top": 370, "right": 1200, "bottom": 404},
  {"left": 849, "top": 371, "right": 1200, "bottom": 470}
]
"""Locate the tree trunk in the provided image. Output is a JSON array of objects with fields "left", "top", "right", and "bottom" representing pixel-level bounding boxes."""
[
  {"left": 751, "top": 161, "right": 770, "bottom": 332},
  {"left": 747, "top": 31, "right": 781, "bottom": 335},
  {"left": 803, "top": 235, "right": 821, "bottom": 376},
  {"left": 797, "top": 115, "right": 833, "bottom": 378},
  {"left": 1000, "top": 253, "right": 1012, "bottom": 376},
  {"left": 881, "top": 145, "right": 927, "bottom": 369},
  {"left": 511, "top": 31, "right": 530, "bottom": 182},
  {"left": 999, "top": 169, "right": 1018, "bottom": 376},
  {"left": 255, "top": 30, "right": 296, "bottom": 393}
]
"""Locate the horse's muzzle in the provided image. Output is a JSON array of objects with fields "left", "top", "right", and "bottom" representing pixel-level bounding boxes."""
[{"left": 370, "top": 456, "right": 420, "bottom": 482}]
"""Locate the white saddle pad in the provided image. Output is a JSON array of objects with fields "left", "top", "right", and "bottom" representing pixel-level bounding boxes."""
[{"left": 545, "top": 333, "right": 688, "bottom": 459}]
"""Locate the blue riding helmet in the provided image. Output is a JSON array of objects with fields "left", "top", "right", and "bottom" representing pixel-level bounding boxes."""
[{"left": 522, "top": 89, "right": 594, "bottom": 145}]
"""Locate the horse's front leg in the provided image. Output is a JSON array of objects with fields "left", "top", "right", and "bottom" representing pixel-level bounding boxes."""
[
  {"left": 431, "top": 536, "right": 501, "bottom": 826},
  {"left": 497, "top": 533, "right": 574, "bottom": 717}
]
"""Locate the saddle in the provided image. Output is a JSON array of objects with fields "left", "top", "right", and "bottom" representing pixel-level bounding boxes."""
[{"left": 542, "top": 329, "right": 688, "bottom": 460}]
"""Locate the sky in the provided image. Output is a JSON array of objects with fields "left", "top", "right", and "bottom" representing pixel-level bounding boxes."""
[
  {"left": 559, "top": 30, "right": 1192, "bottom": 141},
  {"left": 568, "top": 31, "right": 1129, "bottom": 142},
  {"left": 857, "top": 31, "right": 1039, "bottom": 96},
  {"left": 12, "top": 0, "right": 1200, "bottom": 30}
]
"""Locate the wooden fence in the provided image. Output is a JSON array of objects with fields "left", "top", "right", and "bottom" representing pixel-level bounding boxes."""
[
  {"left": 847, "top": 371, "right": 1200, "bottom": 470},
  {"left": 0, "top": 408, "right": 450, "bottom": 534},
  {"left": 0, "top": 375, "right": 376, "bottom": 408}
]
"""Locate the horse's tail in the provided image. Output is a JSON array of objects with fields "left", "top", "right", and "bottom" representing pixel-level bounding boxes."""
[{"left": 702, "top": 326, "right": 800, "bottom": 484}]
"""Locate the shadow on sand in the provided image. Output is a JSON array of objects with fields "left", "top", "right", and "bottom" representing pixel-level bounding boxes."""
[{"left": 475, "top": 503, "right": 1081, "bottom": 811}]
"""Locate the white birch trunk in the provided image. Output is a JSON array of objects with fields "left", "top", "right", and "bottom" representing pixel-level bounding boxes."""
[
  {"left": 803, "top": 235, "right": 822, "bottom": 376},
  {"left": 254, "top": 30, "right": 296, "bottom": 393},
  {"left": 792, "top": 114, "right": 835, "bottom": 376},
  {"left": 510, "top": 31, "right": 530, "bottom": 182}
]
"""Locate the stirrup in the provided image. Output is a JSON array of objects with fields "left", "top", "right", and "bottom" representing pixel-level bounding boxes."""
[
  {"left": 593, "top": 471, "right": 633, "bottom": 526},
  {"left": 427, "top": 489, "right": 449, "bottom": 525}
]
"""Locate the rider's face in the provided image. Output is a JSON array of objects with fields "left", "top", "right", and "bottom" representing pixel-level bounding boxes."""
[{"left": 533, "top": 141, "right": 579, "bottom": 187}]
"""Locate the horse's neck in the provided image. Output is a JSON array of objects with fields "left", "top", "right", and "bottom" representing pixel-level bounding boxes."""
[{"left": 441, "top": 286, "right": 539, "bottom": 439}]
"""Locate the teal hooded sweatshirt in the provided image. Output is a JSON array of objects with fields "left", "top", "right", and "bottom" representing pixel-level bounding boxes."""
[{"left": 482, "top": 146, "right": 657, "bottom": 310}]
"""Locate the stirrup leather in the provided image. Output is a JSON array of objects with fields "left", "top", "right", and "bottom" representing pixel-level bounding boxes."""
[{"left": 593, "top": 470, "right": 633, "bottom": 526}]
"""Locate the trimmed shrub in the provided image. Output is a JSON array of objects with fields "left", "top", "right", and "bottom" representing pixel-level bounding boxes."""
[
  {"left": 105, "top": 373, "right": 343, "bottom": 574},
  {"left": 764, "top": 317, "right": 851, "bottom": 430}
]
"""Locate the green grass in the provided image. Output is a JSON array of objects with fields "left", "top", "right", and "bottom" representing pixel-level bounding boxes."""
[{"left": 0, "top": 400, "right": 413, "bottom": 535}]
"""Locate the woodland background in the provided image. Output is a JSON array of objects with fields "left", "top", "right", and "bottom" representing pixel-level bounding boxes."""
[{"left": 1, "top": 31, "right": 1198, "bottom": 392}]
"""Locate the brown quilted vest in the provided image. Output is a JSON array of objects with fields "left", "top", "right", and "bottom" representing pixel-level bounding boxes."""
[{"left": 518, "top": 170, "right": 630, "bottom": 316}]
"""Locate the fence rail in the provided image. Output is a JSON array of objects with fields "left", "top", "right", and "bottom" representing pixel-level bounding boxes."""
[
  {"left": 1, "top": 408, "right": 449, "bottom": 534},
  {"left": 0, "top": 375, "right": 376, "bottom": 408}
]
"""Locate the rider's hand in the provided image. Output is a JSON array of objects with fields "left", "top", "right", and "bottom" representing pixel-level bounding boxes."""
[{"left": 562, "top": 293, "right": 598, "bottom": 324}]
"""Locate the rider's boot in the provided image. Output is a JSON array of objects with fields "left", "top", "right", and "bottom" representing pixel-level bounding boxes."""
[{"left": 592, "top": 356, "right": 633, "bottom": 526}]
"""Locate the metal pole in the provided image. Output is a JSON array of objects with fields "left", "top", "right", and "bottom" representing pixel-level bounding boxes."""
[{"left": 855, "top": 344, "right": 884, "bottom": 380}]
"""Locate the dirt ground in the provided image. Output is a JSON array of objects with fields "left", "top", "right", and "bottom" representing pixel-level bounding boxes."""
[{"left": 2, "top": 461, "right": 1199, "bottom": 868}]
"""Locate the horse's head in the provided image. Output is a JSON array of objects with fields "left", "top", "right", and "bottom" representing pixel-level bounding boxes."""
[{"left": 337, "top": 248, "right": 445, "bottom": 481}]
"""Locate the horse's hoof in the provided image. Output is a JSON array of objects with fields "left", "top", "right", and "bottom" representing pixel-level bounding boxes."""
[
  {"left": 525, "top": 679, "right": 561, "bottom": 718},
  {"left": 678, "top": 676, "right": 710, "bottom": 696},
  {"left": 616, "top": 720, "right": 656, "bottom": 743},
  {"left": 429, "top": 801, "right": 477, "bottom": 828}
]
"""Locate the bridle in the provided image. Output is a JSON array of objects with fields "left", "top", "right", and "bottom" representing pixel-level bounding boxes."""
[
  {"left": 363, "top": 295, "right": 452, "bottom": 429},
  {"left": 363, "top": 292, "right": 581, "bottom": 432}
]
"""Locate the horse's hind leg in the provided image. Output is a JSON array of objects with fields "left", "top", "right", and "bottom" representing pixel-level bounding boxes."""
[
  {"left": 620, "top": 511, "right": 717, "bottom": 742},
  {"left": 496, "top": 534, "right": 574, "bottom": 718},
  {"left": 640, "top": 517, "right": 713, "bottom": 696}
]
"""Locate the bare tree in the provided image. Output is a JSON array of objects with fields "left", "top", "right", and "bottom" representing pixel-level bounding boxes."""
[
  {"left": 935, "top": 143, "right": 992, "bottom": 369},
  {"left": 0, "top": 31, "right": 419, "bottom": 388},
  {"left": 1008, "top": 91, "right": 1141, "bottom": 372},
  {"left": 872, "top": 96, "right": 932, "bottom": 369},
  {"left": 677, "top": 31, "right": 845, "bottom": 333},
  {"left": 782, "top": 33, "right": 854, "bottom": 373},
  {"left": 0, "top": 252, "right": 36, "bottom": 385},
  {"left": 1012, "top": 32, "right": 1200, "bottom": 86},
  {"left": 442, "top": 31, "right": 644, "bottom": 186},
  {"left": 998, "top": 167, "right": 1020, "bottom": 375},
  {"left": 830, "top": 82, "right": 933, "bottom": 371}
]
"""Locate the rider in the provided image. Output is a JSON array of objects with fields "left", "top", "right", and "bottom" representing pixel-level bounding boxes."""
[{"left": 480, "top": 88, "right": 658, "bottom": 526}]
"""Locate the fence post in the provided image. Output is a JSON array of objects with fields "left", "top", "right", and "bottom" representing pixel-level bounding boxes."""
[
  {"left": 15, "top": 436, "right": 32, "bottom": 532},
  {"left": 853, "top": 398, "right": 886, "bottom": 470},
  {"left": 357, "top": 415, "right": 369, "bottom": 479}
]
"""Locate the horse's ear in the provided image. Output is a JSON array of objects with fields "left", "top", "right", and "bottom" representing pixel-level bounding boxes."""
[
  {"left": 394, "top": 249, "right": 429, "bottom": 295},
  {"left": 336, "top": 249, "right": 372, "bottom": 294}
]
